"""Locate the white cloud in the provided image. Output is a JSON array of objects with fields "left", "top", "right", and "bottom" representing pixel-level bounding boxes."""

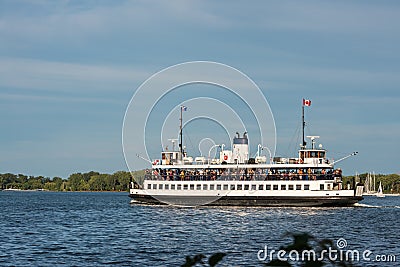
[
  {"left": 0, "top": 1, "right": 229, "bottom": 46},
  {"left": 220, "top": 1, "right": 400, "bottom": 34},
  {"left": 0, "top": 57, "right": 149, "bottom": 92}
]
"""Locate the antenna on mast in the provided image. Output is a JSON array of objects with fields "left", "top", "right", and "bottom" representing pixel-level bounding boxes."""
[
  {"left": 179, "top": 105, "right": 187, "bottom": 157},
  {"left": 168, "top": 138, "right": 178, "bottom": 151},
  {"left": 306, "top": 136, "right": 320, "bottom": 149},
  {"left": 302, "top": 98, "right": 311, "bottom": 148}
]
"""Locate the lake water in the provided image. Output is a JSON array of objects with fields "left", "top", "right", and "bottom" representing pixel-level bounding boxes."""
[{"left": 0, "top": 191, "right": 399, "bottom": 266}]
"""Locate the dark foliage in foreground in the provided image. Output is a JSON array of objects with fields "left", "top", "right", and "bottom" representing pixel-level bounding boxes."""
[{"left": 181, "top": 233, "right": 358, "bottom": 267}]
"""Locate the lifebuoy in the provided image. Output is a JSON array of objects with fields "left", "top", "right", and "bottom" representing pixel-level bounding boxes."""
[{"left": 224, "top": 155, "right": 228, "bottom": 161}]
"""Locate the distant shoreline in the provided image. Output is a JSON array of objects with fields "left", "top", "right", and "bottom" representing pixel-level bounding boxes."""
[
  {"left": 1, "top": 188, "right": 127, "bottom": 193},
  {"left": 2, "top": 171, "right": 399, "bottom": 194}
]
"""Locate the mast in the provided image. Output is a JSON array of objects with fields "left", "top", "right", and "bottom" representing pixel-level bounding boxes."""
[
  {"left": 179, "top": 105, "right": 183, "bottom": 156},
  {"left": 302, "top": 98, "right": 311, "bottom": 148},
  {"left": 302, "top": 104, "right": 306, "bottom": 148}
]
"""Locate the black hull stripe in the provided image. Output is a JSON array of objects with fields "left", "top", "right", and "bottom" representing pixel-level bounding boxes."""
[{"left": 129, "top": 194, "right": 363, "bottom": 207}]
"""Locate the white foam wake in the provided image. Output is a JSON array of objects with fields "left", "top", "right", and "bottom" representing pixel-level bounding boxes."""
[{"left": 353, "top": 203, "right": 382, "bottom": 208}]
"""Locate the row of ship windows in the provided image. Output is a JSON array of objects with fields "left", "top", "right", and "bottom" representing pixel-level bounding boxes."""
[{"left": 147, "top": 183, "right": 322, "bottom": 191}]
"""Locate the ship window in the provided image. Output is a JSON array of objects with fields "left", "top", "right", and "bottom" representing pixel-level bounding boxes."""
[
  {"left": 153, "top": 184, "right": 158, "bottom": 190},
  {"left": 296, "top": 184, "right": 301, "bottom": 190},
  {"left": 177, "top": 184, "right": 182, "bottom": 190},
  {"left": 171, "top": 184, "right": 175, "bottom": 190},
  {"left": 237, "top": 184, "right": 243, "bottom": 190},
  {"left": 196, "top": 184, "right": 201, "bottom": 190},
  {"left": 230, "top": 184, "right": 235, "bottom": 190},
  {"left": 223, "top": 184, "right": 229, "bottom": 190},
  {"left": 281, "top": 185, "right": 286, "bottom": 190},
  {"left": 320, "top": 184, "right": 324, "bottom": 190},
  {"left": 304, "top": 184, "right": 310, "bottom": 190},
  {"left": 158, "top": 184, "right": 163, "bottom": 190},
  {"left": 190, "top": 184, "right": 194, "bottom": 190},
  {"left": 259, "top": 184, "right": 264, "bottom": 190},
  {"left": 288, "top": 184, "right": 294, "bottom": 190},
  {"left": 165, "top": 184, "right": 169, "bottom": 190},
  {"left": 183, "top": 184, "right": 188, "bottom": 190},
  {"left": 244, "top": 184, "right": 249, "bottom": 190},
  {"left": 202, "top": 184, "right": 208, "bottom": 190},
  {"left": 217, "top": 184, "right": 221, "bottom": 190},
  {"left": 210, "top": 184, "right": 215, "bottom": 190},
  {"left": 147, "top": 184, "right": 151, "bottom": 190},
  {"left": 266, "top": 184, "right": 271, "bottom": 190},
  {"left": 273, "top": 185, "right": 278, "bottom": 190},
  {"left": 251, "top": 185, "right": 257, "bottom": 190},
  {"left": 327, "top": 184, "right": 331, "bottom": 190}
]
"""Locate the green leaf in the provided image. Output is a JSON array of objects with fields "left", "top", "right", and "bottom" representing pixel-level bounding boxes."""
[{"left": 180, "top": 254, "right": 206, "bottom": 267}]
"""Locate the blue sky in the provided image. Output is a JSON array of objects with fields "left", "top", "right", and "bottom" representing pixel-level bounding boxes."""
[{"left": 1, "top": 0, "right": 399, "bottom": 177}]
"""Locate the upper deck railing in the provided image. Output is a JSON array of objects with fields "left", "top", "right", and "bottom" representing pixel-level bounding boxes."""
[{"left": 143, "top": 170, "right": 342, "bottom": 182}]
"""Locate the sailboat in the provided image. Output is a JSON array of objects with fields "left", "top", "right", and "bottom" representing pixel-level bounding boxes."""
[
  {"left": 376, "top": 181, "right": 385, "bottom": 198},
  {"left": 363, "top": 172, "right": 377, "bottom": 196}
]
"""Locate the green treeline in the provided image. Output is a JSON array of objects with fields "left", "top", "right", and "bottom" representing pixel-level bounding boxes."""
[
  {"left": 1, "top": 171, "right": 399, "bottom": 193},
  {"left": 343, "top": 173, "right": 400, "bottom": 194},
  {"left": 0, "top": 170, "right": 144, "bottom": 192}
]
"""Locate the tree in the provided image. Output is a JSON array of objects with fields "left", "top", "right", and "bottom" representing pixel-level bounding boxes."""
[
  {"left": 83, "top": 171, "right": 100, "bottom": 182},
  {"left": 68, "top": 173, "right": 85, "bottom": 191},
  {"left": 88, "top": 174, "right": 108, "bottom": 191},
  {"left": 112, "top": 171, "right": 132, "bottom": 191}
]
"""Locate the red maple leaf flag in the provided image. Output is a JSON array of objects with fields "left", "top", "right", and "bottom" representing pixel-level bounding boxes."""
[{"left": 303, "top": 99, "right": 311, "bottom": 106}]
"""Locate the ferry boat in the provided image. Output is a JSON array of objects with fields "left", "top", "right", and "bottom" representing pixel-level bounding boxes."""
[{"left": 129, "top": 100, "right": 364, "bottom": 207}]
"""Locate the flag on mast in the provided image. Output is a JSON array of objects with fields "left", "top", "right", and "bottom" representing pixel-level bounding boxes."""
[
  {"left": 303, "top": 99, "right": 311, "bottom": 106},
  {"left": 181, "top": 105, "right": 187, "bottom": 111}
]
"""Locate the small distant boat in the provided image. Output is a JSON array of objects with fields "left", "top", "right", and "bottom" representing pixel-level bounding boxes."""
[
  {"left": 376, "top": 182, "right": 385, "bottom": 198},
  {"left": 3, "top": 188, "right": 22, "bottom": 191}
]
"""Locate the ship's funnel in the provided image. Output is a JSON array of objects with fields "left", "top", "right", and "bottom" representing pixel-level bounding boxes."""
[{"left": 232, "top": 132, "right": 249, "bottom": 164}]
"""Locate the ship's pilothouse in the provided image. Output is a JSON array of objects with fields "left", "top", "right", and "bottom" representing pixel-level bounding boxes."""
[{"left": 298, "top": 136, "right": 328, "bottom": 165}]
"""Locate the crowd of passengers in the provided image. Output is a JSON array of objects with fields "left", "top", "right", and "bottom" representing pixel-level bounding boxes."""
[{"left": 145, "top": 168, "right": 342, "bottom": 181}]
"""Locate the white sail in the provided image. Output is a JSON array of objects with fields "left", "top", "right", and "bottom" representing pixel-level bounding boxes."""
[{"left": 377, "top": 181, "right": 385, "bottom": 198}]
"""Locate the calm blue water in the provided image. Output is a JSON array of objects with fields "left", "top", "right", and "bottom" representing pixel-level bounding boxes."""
[{"left": 0, "top": 191, "right": 399, "bottom": 266}]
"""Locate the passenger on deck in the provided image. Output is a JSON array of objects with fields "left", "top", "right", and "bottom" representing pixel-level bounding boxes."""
[
  {"left": 267, "top": 169, "right": 272, "bottom": 180},
  {"left": 321, "top": 169, "right": 326, "bottom": 180},
  {"left": 307, "top": 168, "right": 312, "bottom": 180},
  {"left": 298, "top": 168, "right": 303, "bottom": 180}
]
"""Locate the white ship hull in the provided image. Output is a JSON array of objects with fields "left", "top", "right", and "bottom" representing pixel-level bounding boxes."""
[{"left": 129, "top": 180, "right": 364, "bottom": 207}]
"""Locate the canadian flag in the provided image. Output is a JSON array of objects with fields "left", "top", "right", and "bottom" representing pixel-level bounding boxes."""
[{"left": 303, "top": 99, "right": 311, "bottom": 106}]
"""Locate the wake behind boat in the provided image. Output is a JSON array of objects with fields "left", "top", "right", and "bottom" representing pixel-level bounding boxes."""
[{"left": 129, "top": 99, "right": 364, "bottom": 207}]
